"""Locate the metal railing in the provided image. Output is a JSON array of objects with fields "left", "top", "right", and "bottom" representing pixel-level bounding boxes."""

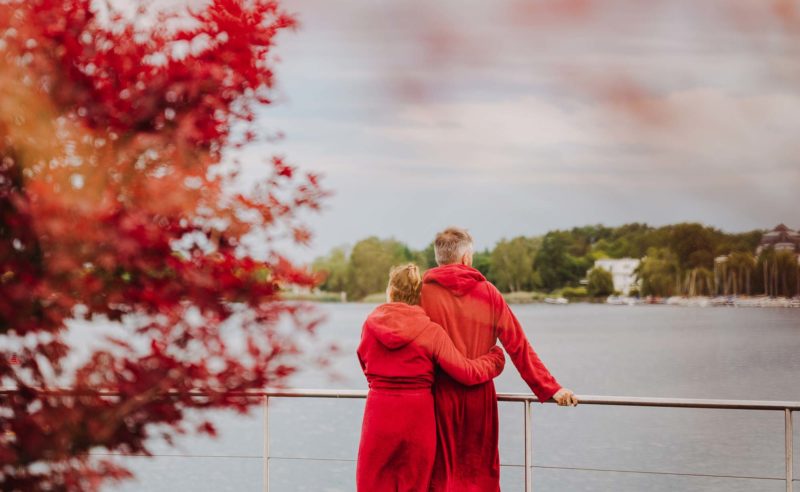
[
  {"left": 260, "top": 389, "right": 798, "bottom": 492},
  {"left": 1, "top": 388, "right": 796, "bottom": 491}
]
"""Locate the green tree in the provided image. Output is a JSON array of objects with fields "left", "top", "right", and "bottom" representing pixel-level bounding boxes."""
[
  {"left": 566, "top": 224, "right": 613, "bottom": 257},
  {"left": 472, "top": 248, "right": 493, "bottom": 278},
  {"left": 684, "top": 267, "right": 714, "bottom": 296},
  {"left": 534, "top": 232, "right": 589, "bottom": 291},
  {"left": 637, "top": 247, "right": 680, "bottom": 297},
  {"left": 714, "top": 230, "right": 763, "bottom": 255},
  {"left": 775, "top": 251, "right": 799, "bottom": 297},
  {"left": 346, "top": 237, "right": 412, "bottom": 300},
  {"left": 669, "top": 223, "right": 716, "bottom": 270},
  {"left": 412, "top": 242, "right": 436, "bottom": 270},
  {"left": 721, "top": 252, "right": 755, "bottom": 295},
  {"left": 489, "top": 237, "right": 541, "bottom": 292},
  {"left": 587, "top": 267, "right": 614, "bottom": 297},
  {"left": 759, "top": 249, "right": 800, "bottom": 297},
  {"left": 312, "top": 246, "right": 349, "bottom": 293}
]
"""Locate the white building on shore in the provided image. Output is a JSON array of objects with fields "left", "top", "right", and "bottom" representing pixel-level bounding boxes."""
[
  {"left": 756, "top": 224, "right": 800, "bottom": 257},
  {"left": 592, "top": 258, "right": 641, "bottom": 295}
]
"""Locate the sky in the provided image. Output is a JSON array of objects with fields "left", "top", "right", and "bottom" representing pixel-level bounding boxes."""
[{"left": 230, "top": 0, "right": 800, "bottom": 262}]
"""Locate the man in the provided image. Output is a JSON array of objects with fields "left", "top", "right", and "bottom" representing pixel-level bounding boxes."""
[{"left": 421, "top": 227, "right": 578, "bottom": 491}]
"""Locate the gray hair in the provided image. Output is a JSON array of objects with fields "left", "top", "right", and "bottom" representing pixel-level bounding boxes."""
[{"left": 434, "top": 227, "right": 474, "bottom": 265}]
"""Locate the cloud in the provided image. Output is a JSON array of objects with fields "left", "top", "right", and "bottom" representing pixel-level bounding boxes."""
[{"left": 240, "top": 0, "right": 800, "bottom": 261}]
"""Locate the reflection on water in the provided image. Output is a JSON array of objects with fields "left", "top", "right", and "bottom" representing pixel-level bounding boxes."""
[{"left": 105, "top": 304, "right": 799, "bottom": 491}]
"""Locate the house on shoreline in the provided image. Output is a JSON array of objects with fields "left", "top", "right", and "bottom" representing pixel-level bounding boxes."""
[
  {"left": 592, "top": 258, "right": 640, "bottom": 295},
  {"left": 756, "top": 224, "right": 800, "bottom": 257}
]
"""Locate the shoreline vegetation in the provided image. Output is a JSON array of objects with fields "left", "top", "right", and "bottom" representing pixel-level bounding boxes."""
[
  {"left": 282, "top": 290, "right": 800, "bottom": 307},
  {"left": 307, "top": 222, "right": 800, "bottom": 306}
]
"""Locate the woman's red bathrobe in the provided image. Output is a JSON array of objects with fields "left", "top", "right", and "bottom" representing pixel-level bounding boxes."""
[
  {"left": 356, "top": 302, "right": 506, "bottom": 492},
  {"left": 421, "top": 264, "right": 562, "bottom": 492}
]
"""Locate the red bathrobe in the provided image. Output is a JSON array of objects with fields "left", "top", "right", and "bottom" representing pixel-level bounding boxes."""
[
  {"left": 356, "top": 302, "right": 506, "bottom": 492},
  {"left": 421, "top": 264, "right": 562, "bottom": 492}
]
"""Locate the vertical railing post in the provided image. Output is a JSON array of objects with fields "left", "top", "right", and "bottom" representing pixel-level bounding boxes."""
[
  {"left": 524, "top": 400, "right": 532, "bottom": 492},
  {"left": 263, "top": 395, "right": 270, "bottom": 492},
  {"left": 787, "top": 409, "right": 794, "bottom": 492}
]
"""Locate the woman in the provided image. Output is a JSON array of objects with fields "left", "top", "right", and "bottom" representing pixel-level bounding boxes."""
[{"left": 356, "top": 263, "right": 506, "bottom": 491}]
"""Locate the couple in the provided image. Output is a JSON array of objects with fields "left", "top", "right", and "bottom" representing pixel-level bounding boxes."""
[{"left": 356, "top": 227, "right": 579, "bottom": 491}]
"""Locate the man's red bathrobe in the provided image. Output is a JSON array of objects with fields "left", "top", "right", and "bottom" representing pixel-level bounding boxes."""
[
  {"left": 422, "top": 264, "right": 562, "bottom": 492},
  {"left": 356, "top": 302, "right": 506, "bottom": 492}
]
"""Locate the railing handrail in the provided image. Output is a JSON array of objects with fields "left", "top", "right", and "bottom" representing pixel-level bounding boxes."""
[
  {"left": 262, "top": 389, "right": 800, "bottom": 411},
  {"left": 2, "top": 386, "right": 799, "bottom": 411},
  {"left": 1, "top": 386, "right": 794, "bottom": 491},
  {"left": 258, "top": 389, "right": 794, "bottom": 492}
]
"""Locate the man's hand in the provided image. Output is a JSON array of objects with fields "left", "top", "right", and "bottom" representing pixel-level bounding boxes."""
[{"left": 552, "top": 388, "right": 578, "bottom": 407}]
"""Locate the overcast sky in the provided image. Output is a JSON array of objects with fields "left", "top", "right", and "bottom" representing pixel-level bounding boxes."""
[{"left": 231, "top": 0, "right": 800, "bottom": 262}]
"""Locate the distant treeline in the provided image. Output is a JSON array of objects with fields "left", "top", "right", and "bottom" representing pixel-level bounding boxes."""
[{"left": 312, "top": 223, "right": 798, "bottom": 301}]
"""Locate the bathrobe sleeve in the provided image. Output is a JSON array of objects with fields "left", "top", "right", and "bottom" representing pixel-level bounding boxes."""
[
  {"left": 491, "top": 286, "right": 561, "bottom": 402},
  {"left": 427, "top": 323, "right": 505, "bottom": 386}
]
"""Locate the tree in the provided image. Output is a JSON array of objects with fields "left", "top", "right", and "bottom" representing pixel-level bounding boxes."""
[
  {"left": 760, "top": 250, "right": 800, "bottom": 298},
  {"left": 637, "top": 247, "right": 680, "bottom": 297},
  {"left": 346, "top": 237, "right": 412, "bottom": 300},
  {"left": 472, "top": 248, "right": 493, "bottom": 278},
  {"left": 587, "top": 267, "right": 614, "bottom": 297},
  {"left": 489, "top": 237, "right": 540, "bottom": 292},
  {"left": 534, "top": 231, "right": 589, "bottom": 291},
  {"left": 774, "top": 251, "right": 799, "bottom": 298},
  {"left": 684, "top": 267, "right": 714, "bottom": 296},
  {"left": 591, "top": 223, "right": 655, "bottom": 259},
  {"left": 0, "top": 1, "right": 326, "bottom": 490},
  {"left": 412, "top": 242, "right": 436, "bottom": 270},
  {"left": 725, "top": 252, "right": 756, "bottom": 295},
  {"left": 566, "top": 224, "right": 613, "bottom": 257},
  {"left": 669, "top": 223, "right": 715, "bottom": 270},
  {"left": 312, "top": 246, "right": 349, "bottom": 293},
  {"left": 715, "top": 230, "right": 763, "bottom": 256}
]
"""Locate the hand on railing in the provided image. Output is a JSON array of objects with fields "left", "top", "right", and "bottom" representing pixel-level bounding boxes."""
[{"left": 553, "top": 388, "right": 579, "bottom": 407}]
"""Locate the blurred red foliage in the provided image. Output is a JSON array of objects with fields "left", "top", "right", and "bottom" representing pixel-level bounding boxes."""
[{"left": 0, "top": 0, "right": 327, "bottom": 489}]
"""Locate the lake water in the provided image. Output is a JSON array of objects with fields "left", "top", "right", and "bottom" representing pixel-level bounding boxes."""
[{"left": 103, "top": 303, "right": 800, "bottom": 491}]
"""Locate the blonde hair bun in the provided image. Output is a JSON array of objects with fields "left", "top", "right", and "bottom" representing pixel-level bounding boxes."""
[{"left": 388, "top": 263, "right": 422, "bottom": 305}]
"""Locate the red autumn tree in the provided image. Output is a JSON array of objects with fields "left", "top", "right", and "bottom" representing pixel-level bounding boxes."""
[{"left": 0, "top": 0, "right": 327, "bottom": 489}]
